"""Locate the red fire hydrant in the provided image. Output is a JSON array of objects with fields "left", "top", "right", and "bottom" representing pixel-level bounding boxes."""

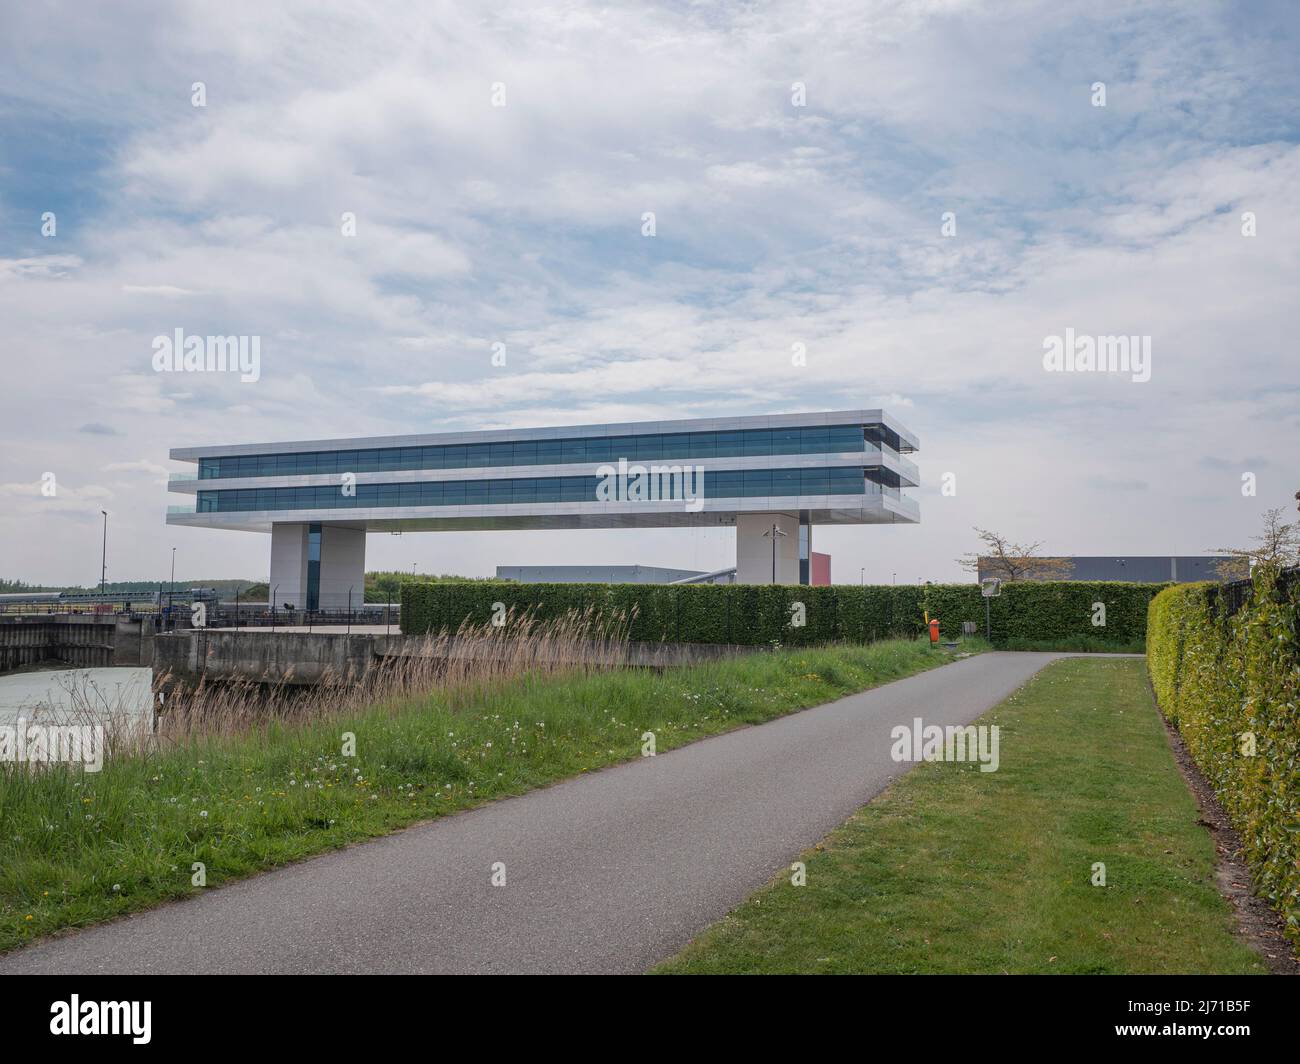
[{"left": 929, "top": 618, "right": 941, "bottom": 645}]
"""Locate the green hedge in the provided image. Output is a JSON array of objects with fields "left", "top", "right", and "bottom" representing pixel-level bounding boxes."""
[
  {"left": 401, "top": 579, "right": 1164, "bottom": 648},
  {"left": 1147, "top": 568, "right": 1300, "bottom": 947}
]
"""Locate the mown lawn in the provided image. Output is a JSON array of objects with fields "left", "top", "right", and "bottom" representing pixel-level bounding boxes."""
[
  {"left": 0, "top": 638, "right": 960, "bottom": 953},
  {"left": 656, "top": 657, "right": 1266, "bottom": 974}
]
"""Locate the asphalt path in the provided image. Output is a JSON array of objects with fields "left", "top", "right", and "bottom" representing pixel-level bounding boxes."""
[{"left": 0, "top": 651, "right": 1080, "bottom": 974}]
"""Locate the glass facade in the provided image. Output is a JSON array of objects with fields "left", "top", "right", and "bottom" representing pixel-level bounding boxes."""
[
  {"left": 196, "top": 425, "right": 869, "bottom": 480},
  {"left": 306, "top": 523, "right": 321, "bottom": 610},
  {"left": 196, "top": 466, "right": 870, "bottom": 513}
]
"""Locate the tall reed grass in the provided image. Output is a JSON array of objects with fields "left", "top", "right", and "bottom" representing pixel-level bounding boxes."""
[{"left": 66, "top": 607, "right": 637, "bottom": 750}]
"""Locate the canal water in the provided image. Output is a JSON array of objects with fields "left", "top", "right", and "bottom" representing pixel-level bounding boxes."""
[{"left": 0, "top": 666, "right": 154, "bottom": 727}]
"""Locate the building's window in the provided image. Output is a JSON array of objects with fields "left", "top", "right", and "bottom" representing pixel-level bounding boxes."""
[
  {"left": 709, "top": 471, "right": 742, "bottom": 497},
  {"left": 829, "top": 467, "right": 864, "bottom": 490},
  {"left": 828, "top": 425, "right": 864, "bottom": 452},
  {"left": 688, "top": 432, "right": 716, "bottom": 458},
  {"left": 743, "top": 430, "right": 771, "bottom": 457},
  {"left": 584, "top": 437, "right": 615, "bottom": 463},
  {"left": 192, "top": 464, "right": 870, "bottom": 512},
  {"left": 771, "top": 469, "right": 801, "bottom": 495},
  {"left": 772, "top": 427, "right": 800, "bottom": 454},
  {"left": 801, "top": 469, "right": 831, "bottom": 494},
  {"left": 799, "top": 427, "right": 830, "bottom": 453},
  {"left": 192, "top": 424, "right": 875, "bottom": 479},
  {"left": 714, "top": 431, "right": 745, "bottom": 458}
]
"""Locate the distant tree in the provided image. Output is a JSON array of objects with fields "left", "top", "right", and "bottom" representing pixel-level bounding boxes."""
[
  {"left": 363, "top": 570, "right": 500, "bottom": 603},
  {"left": 1209, "top": 506, "right": 1300, "bottom": 578},
  {"left": 958, "top": 527, "right": 1074, "bottom": 582},
  {"left": 365, "top": 571, "right": 407, "bottom": 604}
]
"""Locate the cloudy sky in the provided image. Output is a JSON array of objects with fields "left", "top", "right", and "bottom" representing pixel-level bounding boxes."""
[{"left": 1, "top": 0, "right": 1296, "bottom": 587}]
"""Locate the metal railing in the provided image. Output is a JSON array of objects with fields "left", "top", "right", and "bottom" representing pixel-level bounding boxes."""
[
  {"left": 195, "top": 604, "right": 401, "bottom": 631},
  {"left": 1212, "top": 565, "right": 1299, "bottom": 618}
]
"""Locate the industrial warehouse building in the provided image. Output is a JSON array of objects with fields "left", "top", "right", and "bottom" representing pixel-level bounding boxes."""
[
  {"left": 167, "top": 409, "right": 918, "bottom": 608},
  {"left": 975, "top": 555, "right": 1244, "bottom": 583},
  {"left": 497, "top": 554, "right": 832, "bottom": 585}
]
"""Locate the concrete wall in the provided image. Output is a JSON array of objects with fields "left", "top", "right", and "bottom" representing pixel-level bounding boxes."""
[
  {"left": 319, "top": 525, "right": 366, "bottom": 608},
  {"left": 0, "top": 615, "right": 152, "bottom": 673},
  {"left": 269, "top": 523, "right": 309, "bottom": 607},
  {"left": 153, "top": 628, "right": 757, "bottom": 684},
  {"left": 154, "top": 629, "right": 377, "bottom": 684},
  {"left": 735, "top": 512, "right": 801, "bottom": 584}
]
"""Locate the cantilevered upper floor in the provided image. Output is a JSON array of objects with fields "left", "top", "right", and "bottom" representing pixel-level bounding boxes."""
[{"left": 166, "top": 409, "right": 920, "bottom": 533}]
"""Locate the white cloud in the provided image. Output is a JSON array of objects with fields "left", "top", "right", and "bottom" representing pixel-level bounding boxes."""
[{"left": 0, "top": 0, "right": 1295, "bottom": 583}]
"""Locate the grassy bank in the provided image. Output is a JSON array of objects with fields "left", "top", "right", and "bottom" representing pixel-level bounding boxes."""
[
  {"left": 0, "top": 637, "right": 960, "bottom": 954},
  {"left": 656, "top": 657, "right": 1266, "bottom": 974}
]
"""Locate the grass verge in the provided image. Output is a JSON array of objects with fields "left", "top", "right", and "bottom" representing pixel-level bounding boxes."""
[
  {"left": 0, "top": 637, "right": 962, "bottom": 954},
  {"left": 655, "top": 657, "right": 1266, "bottom": 974}
]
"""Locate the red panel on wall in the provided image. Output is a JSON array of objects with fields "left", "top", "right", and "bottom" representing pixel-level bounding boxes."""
[{"left": 811, "top": 552, "right": 831, "bottom": 586}]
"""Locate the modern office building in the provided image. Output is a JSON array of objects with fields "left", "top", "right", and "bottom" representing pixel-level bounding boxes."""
[{"left": 167, "top": 409, "right": 919, "bottom": 607}]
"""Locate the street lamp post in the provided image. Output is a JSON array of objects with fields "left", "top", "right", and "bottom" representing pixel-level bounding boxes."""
[
  {"left": 169, "top": 547, "right": 176, "bottom": 626},
  {"left": 762, "top": 522, "right": 787, "bottom": 584},
  {"left": 99, "top": 510, "right": 108, "bottom": 594}
]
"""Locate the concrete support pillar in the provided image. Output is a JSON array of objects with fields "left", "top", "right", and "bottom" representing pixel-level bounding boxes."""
[
  {"left": 318, "top": 525, "right": 366, "bottom": 609},
  {"left": 735, "top": 512, "right": 801, "bottom": 584},
  {"left": 269, "top": 523, "right": 366, "bottom": 609},
  {"left": 269, "top": 523, "right": 308, "bottom": 609}
]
